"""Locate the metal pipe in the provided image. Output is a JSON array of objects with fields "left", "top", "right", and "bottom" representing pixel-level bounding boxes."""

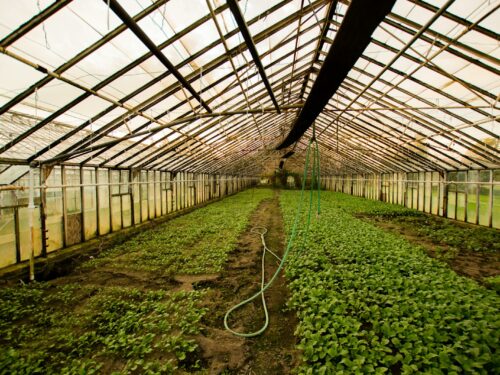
[
  {"left": 227, "top": 0, "right": 281, "bottom": 113},
  {"left": 28, "top": 168, "right": 36, "bottom": 281},
  {"left": 105, "top": 0, "right": 211, "bottom": 113},
  {"left": 277, "top": 0, "right": 397, "bottom": 149}
]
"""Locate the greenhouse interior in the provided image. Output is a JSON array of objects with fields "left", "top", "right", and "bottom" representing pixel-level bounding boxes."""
[{"left": 0, "top": 0, "right": 499, "bottom": 373}]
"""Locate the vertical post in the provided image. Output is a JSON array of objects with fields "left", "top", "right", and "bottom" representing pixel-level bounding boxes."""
[
  {"left": 40, "top": 165, "right": 48, "bottom": 257},
  {"left": 416, "top": 172, "right": 420, "bottom": 211},
  {"left": 108, "top": 169, "right": 112, "bottom": 232},
  {"left": 430, "top": 172, "right": 433, "bottom": 213},
  {"left": 378, "top": 173, "right": 383, "bottom": 201},
  {"left": 80, "top": 166, "right": 85, "bottom": 242},
  {"left": 442, "top": 171, "right": 448, "bottom": 218},
  {"left": 464, "top": 171, "right": 468, "bottom": 223},
  {"left": 120, "top": 171, "right": 124, "bottom": 229},
  {"left": 153, "top": 170, "right": 157, "bottom": 217},
  {"left": 422, "top": 172, "right": 426, "bottom": 212},
  {"left": 61, "top": 165, "right": 67, "bottom": 248},
  {"left": 14, "top": 208, "right": 21, "bottom": 263},
  {"left": 128, "top": 168, "right": 135, "bottom": 227},
  {"left": 95, "top": 167, "right": 101, "bottom": 236},
  {"left": 28, "top": 167, "right": 36, "bottom": 281},
  {"left": 475, "top": 173, "right": 480, "bottom": 225},
  {"left": 488, "top": 170, "right": 493, "bottom": 227}
]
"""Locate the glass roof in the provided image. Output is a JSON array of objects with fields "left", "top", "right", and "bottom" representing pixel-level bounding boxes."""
[{"left": 0, "top": 0, "right": 498, "bottom": 175}]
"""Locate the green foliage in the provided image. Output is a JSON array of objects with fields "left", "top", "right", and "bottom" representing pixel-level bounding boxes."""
[
  {"left": 331, "top": 193, "right": 499, "bottom": 253},
  {"left": 0, "top": 189, "right": 273, "bottom": 374},
  {"left": 0, "top": 283, "right": 205, "bottom": 374},
  {"left": 483, "top": 275, "right": 500, "bottom": 293},
  {"left": 82, "top": 188, "right": 273, "bottom": 274},
  {"left": 280, "top": 191, "right": 500, "bottom": 374}
]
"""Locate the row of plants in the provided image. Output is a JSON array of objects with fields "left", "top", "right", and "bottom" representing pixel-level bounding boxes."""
[
  {"left": 333, "top": 193, "right": 499, "bottom": 253},
  {"left": 0, "top": 283, "right": 204, "bottom": 374},
  {"left": 83, "top": 188, "right": 273, "bottom": 275},
  {"left": 280, "top": 191, "right": 499, "bottom": 374},
  {"left": 1, "top": 188, "right": 273, "bottom": 374}
]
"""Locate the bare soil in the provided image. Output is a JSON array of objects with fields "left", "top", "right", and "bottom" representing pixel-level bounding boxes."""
[
  {"left": 357, "top": 214, "right": 500, "bottom": 284},
  {"left": 192, "top": 192, "right": 300, "bottom": 374},
  {"left": 15, "top": 191, "right": 298, "bottom": 374}
]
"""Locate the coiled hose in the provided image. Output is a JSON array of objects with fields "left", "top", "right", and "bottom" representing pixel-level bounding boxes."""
[{"left": 224, "top": 130, "right": 321, "bottom": 337}]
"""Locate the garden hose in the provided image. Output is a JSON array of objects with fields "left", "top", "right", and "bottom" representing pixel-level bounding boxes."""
[{"left": 224, "top": 131, "right": 321, "bottom": 337}]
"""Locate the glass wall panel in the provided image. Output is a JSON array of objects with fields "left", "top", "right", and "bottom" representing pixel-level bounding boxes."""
[
  {"left": 121, "top": 170, "right": 131, "bottom": 228},
  {"left": 45, "top": 168, "right": 63, "bottom": 251},
  {"left": 467, "top": 170, "right": 479, "bottom": 224},
  {"left": 141, "top": 171, "right": 148, "bottom": 222},
  {"left": 83, "top": 169, "right": 97, "bottom": 240},
  {"left": 478, "top": 170, "right": 490, "bottom": 226},
  {"left": 111, "top": 170, "right": 122, "bottom": 232},
  {"left": 456, "top": 171, "right": 466, "bottom": 222},
  {"left": 98, "top": 169, "right": 110, "bottom": 235},
  {"left": 493, "top": 170, "right": 500, "bottom": 229},
  {"left": 0, "top": 207, "right": 16, "bottom": 267}
]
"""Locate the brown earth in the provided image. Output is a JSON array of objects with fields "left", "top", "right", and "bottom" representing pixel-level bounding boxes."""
[
  {"left": 14, "top": 191, "right": 299, "bottom": 374},
  {"left": 357, "top": 214, "right": 500, "bottom": 284},
  {"left": 192, "top": 191, "right": 300, "bottom": 374}
]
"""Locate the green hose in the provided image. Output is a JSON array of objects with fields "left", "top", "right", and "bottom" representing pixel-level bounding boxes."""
[{"left": 224, "top": 133, "right": 321, "bottom": 337}]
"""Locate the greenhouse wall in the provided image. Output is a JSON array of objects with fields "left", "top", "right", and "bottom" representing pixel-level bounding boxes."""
[
  {"left": 322, "top": 169, "right": 500, "bottom": 229},
  {"left": 0, "top": 166, "right": 256, "bottom": 270}
]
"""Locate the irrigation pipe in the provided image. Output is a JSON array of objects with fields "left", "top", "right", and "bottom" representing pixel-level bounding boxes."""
[{"left": 224, "top": 130, "right": 321, "bottom": 337}]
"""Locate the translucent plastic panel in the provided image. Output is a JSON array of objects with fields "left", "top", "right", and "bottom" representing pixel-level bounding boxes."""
[
  {"left": 478, "top": 170, "right": 491, "bottom": 226},
  {"left": 46, "top": 167, "right": 63, "bottom": 252},
  {"left": 0, "top": 54, "right": 45, "bottom": 106},
  {"left": 160, "top": 0, "right": 208, "bottom": 34},
  {"left": 140, "top": 171, "right": 148, "bottom": 221},
  {"left": 0, "top": 208, "right": 16, "bottom": 268},
  {"left": 97, "top": 169, "right": 110, "bottom": 235},
  {"left": 83, "top": 168, "right": 97, "bottom": 240},
  {"left": 0, "top": 0, "right": 56, "bottom": 40},
  {"left": 11, "top": 4, "right": 104, "bottom": 69},
  {"left": 493, "top": 170, "right": 500, "bottom": 229},
  {"left": 18, "top": 207, "right": 42, "bottom": 261}
]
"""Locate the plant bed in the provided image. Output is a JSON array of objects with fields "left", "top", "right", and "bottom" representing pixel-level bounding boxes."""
[
  {"left": 336, "top": 194, "right": 500, "bottom": 284},
  {"left": 280, "top": 190, "right": 500, "bottom": 374},
  {"left": 0, "top": 188, "right": 274, "bottom": 374}
]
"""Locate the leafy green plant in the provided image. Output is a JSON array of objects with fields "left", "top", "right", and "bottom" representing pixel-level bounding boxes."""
[
  {"left": 0, "top": 189, "right": 273, "bottom": 374},
  {"left": 280, "top": 191, "right": 500, "bottom": 374}
]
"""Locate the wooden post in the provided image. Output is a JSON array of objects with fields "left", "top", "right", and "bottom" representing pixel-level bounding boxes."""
[
  {"left": 39, "top": 165, "right": 52, "bottom": 256},
  {"left": 464, "top": 171, "right": 468, "bottom": 223},
  {"left": 61, "top": 165, "right": 67, "bottom": 248},
  {"left": 476, "top": 173, "right": 480, "bottom": 225},
  {"left": 95, "top": 167, "right": 101, "bottom": 236},
  {"left": 442, "top": 172, "right": 448, "bottom": 218},
  {"left": 128, "top": 168, "right": 135, "bottom": 227},
  {"left": 80, "top": 167, "right": 85, "bottom": 242},
  {"left": 378, "top": 174, "right": 383, "bottom": 201},
  {"left": 120, "top": 171, "right": 124, "bottom": 229},
  {"left": 488, "top": 170, "right": 493, "bottom": 227},
  {"left": 108, "top": 169, "right": 112, "bottom": 232},
  {"left": 14, "top": 208, "right": 21, "bottom": 263}
]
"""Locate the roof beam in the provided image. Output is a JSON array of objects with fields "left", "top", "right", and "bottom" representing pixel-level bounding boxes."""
[
  {"left": 0, "top": 0, "right": 73, "bottom": 48},
  {"left": 106, "top": 0, "right": 212, "bottom": 113},
  {"left": 0, "top": 0, "right": 169, "bottom": 119},
  {"left": 277, "top": 0, "right": 396, "bottom": 149},
  {"left": 227, "top": 0, "right": 281, "bottom": 113},
  {"left": 299, "top": 0, "right": 338, "bottom": 100}
]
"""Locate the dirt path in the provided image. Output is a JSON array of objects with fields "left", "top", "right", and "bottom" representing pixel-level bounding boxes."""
[{"left": 192, "top": 191, "right": 300, "bottom": 374}]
